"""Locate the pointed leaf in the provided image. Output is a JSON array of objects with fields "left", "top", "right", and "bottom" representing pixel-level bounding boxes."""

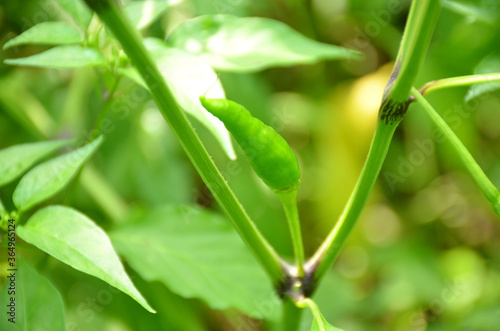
[
  {"left": 4, "top": 46, "right": 105, "bottom": 68},
  {"left": 0, "top": 140, "right": 71, "bottom": 187},
  {"left": 110, "top": 205, "right": 278, "bottom": 319},
  {"left": 167, "top": 14, "right": 362, "bottom": 72},
  {"left": 0, "top": 257, "right": 65, "bottom": 331},
  {"left": 465, "top": 52, "right": 500, "bottom": 102},
  {"left": 54, "top": 0, "right": 93, "bottom": 28},
  {"left": 123, "top": 0, "right": 170, "bottom": 30},
  {"left": 310, "top": 314, "right": 344, "bottom": 331},
  {"left": 16, "top": 206, "right": 155, "bottom": 313},
  {"left": 121, "top": 39, "right": 236, "bottom": 159},
  {"left": 3, "top": 22, "right": 83, "bottom": 50},
  {"left": 301, "top": 299, "right": 345, "bottom": 331},
  {"left": 13, "top": 137, "right": 103, "bottom": 211}
]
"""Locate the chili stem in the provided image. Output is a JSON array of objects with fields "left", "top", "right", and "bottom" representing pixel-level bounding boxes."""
[{"left": 277, "top": 187, "right": 305, "bottom": 277}]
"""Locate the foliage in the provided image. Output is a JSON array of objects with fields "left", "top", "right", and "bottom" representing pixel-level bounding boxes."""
[{"left": 0, "top": 0, "right": 499, "bottom": 330}]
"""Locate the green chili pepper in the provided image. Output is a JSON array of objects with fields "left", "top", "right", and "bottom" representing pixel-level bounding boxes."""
[{"left": 200, "top": 97, "right": 300, "bottom": 191}]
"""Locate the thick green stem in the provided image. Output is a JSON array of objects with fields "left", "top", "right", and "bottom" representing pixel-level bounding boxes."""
[
  {"left": 307, "top": 0, "right": 440, "bottom": 290},
  {"left": 282, "top": 298, "right": 304, "bottom": 331},
  {"left": 419, "top": 73, "right": 500, "bottom": 96},
  {"left": 411, "top": 87, "right": 500, "bottom": 216},
  {"left": 307, "top": 121, "right": 397, "bottom": 280},
  {"left": 83, "top": 0, "right": 284, "bottom": 284},
  {"left": 277, "top": 187, "right": 305, "bottom": 277},
  {"left": 384, "top": 0, "right": 440, "bottom": 104}
]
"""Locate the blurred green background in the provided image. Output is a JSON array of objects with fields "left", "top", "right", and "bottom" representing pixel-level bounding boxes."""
[{"left": 1, "top": 0, "right": 500, "bottom": 330}]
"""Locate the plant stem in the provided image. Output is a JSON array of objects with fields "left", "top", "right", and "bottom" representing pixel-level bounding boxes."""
[
  {"left": 419, "top": 73, "right": 500, "bottom": 96},
  {"left": 384, "top": 0, "right": 440, "bottom": 104},
  {"left": 411, "top": 87, "right": 500, "bottom": 216},
  {"left": 276, "top": 187, "right": 305, "bottom": 277},
  {"left": 307, "top": 0, "right": 440, "bottom": 290},
  {"left": 282, "top": 298, "right": 304, "bottom": 331},
  {"left": 296, "top": 298, "right": 325, "bottom": 330},
  {"left": 83, "top": 0, "right": 284, "bottom": 284},
  {"left": 306, "top": 121, "right": 397, "bottom": 280}
]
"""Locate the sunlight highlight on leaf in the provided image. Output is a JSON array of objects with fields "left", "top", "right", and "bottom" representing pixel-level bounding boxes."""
[
  {"left": 167, "top": 15, "right": 362, "bottom": 72},
  {"left": 120, "top": 39, "right": 236, "bottom": 159}
]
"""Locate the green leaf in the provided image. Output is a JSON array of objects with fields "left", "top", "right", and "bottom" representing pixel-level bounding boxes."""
[
  {"left": 123, "top": 0, "right": 170, "bottom": 30},
  {"left": 3, "top": 22, "right": 83, "bottom": 50},
  {"left": 54, "top": 0, "right": 93, "bottom": 28},
  {"left": 110, "top": 205, "right": 278, "bottom": 319},
  {"left": 310, "top": 314, "right": 344, "bottom": 331},
  {"left": 0, "top": 257, "right": 65, "bottom": 331},
  {"left": 4, "top": 46, "right": 106, "bottom": 68},
  {"left": 166, "top": 14, "right": 362, "bottom": 72},
  {"left": 0, "top": 140, "right": 71, "bottom": 187},
  {"left": 299, "top": 299, "right": 345, "bottom": 331},
  {"left": 16, "top": 206, "right": 155, "bottom": 313},
  {"left": 13, "top": 137, "right": 103, "bottom": 212},
  {"left": 120, "top": 39, "right": 236, "bottom": 159},
  {"left": 465, "top": 52, "right": 500, "bottom": 102}
]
